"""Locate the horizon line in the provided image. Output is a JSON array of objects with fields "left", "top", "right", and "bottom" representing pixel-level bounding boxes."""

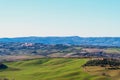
[{"left": 0, "top": 36, "right": 120, "bottom": 38}]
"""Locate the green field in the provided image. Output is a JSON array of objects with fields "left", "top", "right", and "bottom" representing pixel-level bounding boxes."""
[
  {"left": 0, "top": 58, "right": 116, "bottom": 80},
  {"left": 104, "top": 48, "right": 120, "bottom": 54}
]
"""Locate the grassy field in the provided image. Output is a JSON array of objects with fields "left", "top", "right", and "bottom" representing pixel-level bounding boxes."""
[
  {"left": 104, "top": 48, "right": 120, "bottom": 54},
  {"left": 0, "top": 58, "right": 118, "bottom": 80},
  {"left": 84, "top": 66, "right": 120, "bottom": 80}
]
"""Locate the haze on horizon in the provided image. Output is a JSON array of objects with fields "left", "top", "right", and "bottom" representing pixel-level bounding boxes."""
[{"left": 0, "top": 0, "right": 120, "bottom": 38}]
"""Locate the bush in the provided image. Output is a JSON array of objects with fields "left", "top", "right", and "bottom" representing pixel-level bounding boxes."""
[
  {"left": 83, "top": 59, "right": 120, "bottom": 68},
  {"left": 0, "top": 63, "right": 8, "bottom": 69}
]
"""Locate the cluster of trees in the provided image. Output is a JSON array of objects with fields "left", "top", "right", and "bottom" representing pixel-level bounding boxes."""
[
  {"left": 83, "top": 58, "right": 120, "bottom": 69},
  {"left": 0, "top": 63, "right": 8, "bottom": 70}
]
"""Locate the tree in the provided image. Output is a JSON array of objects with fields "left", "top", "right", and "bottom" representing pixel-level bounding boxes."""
[{"left": 0, "top": 63, "right": 8, "bottom": 69}]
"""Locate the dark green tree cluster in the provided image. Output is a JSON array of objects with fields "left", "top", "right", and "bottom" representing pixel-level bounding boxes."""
[
  {"left": 0, "top": 63, "right": 8, "bottom": 70},
  {"left": 83, "top": 59, "right": 120, "bottom": 68}
]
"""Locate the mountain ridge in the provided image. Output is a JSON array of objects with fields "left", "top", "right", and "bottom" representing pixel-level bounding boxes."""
[{"left": 0, "top": 36, "right": 120, "bottom": 46}]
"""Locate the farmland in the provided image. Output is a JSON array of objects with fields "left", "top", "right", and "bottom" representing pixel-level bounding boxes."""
[{"left": 0, "top": 58, "right": 119, "bottom": 80}]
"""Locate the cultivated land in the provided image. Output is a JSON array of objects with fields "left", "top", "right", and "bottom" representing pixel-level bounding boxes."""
[
  {"left": 0, "top": 43, "right": 120, "bottom": 59},
  {"left": 0, "top": 58, "right": 119, "bottom": 80},
  {"left": 0, "top": 42, "right": 120, "bottom": 80}
]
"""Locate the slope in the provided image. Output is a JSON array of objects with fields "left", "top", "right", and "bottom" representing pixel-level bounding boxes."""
[{"left": 0, "top": 58, "right": 110, "bottom": 80}]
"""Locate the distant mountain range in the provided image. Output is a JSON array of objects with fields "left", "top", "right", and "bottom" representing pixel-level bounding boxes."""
[{"left": 0, "top": 36, "right": 120, "bottom": 46}]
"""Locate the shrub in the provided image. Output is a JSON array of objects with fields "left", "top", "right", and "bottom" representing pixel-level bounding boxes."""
[{"left": 0, "top": 63, "right": 8, "bottom": 69}]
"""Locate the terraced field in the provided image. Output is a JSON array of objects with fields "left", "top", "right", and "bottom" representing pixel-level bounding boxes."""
[{"left": 0, "top": 58, "right": 118, "bottom": 80}]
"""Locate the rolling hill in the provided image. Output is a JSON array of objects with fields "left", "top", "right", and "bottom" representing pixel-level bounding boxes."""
[{"left": 0, "top": 58, "right": 117, "bottom": 80}]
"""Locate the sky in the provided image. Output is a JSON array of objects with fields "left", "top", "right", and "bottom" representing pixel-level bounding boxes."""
[{"left": 0, "top": 0, "right": 120, "bottom": 37}]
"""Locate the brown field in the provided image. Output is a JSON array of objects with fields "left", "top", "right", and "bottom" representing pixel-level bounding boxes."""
[{"left": 84, "top": 66, "right": 120, "bottom": 80}]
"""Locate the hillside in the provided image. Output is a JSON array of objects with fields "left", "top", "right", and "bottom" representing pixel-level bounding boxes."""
[
  {"left": 0, "top": 36, "right": 120, "bottom": 46},
  {"left": 0, "top": 43, "right": 120, "bottom": 59},
  {"left": 0, "top": 58, "right": 113, "bottom": 80},
  {"left": 0, "top": 43, "right": 120, "bottom": 60}
]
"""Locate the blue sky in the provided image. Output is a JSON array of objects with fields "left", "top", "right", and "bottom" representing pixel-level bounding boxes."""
[{"left": 0, "top": 0, "right": 120, "bottom": 37}]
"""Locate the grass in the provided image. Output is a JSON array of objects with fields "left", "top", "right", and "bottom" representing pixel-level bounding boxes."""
[
  {"left": 104, "top": 48, "right": 120, "bottom": 54},
  {"left": 84, "top": 66, "right": 120, "bottom": 80},
  {"left": 0, "top": 58, "right": 114, "bottom": 80}
]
